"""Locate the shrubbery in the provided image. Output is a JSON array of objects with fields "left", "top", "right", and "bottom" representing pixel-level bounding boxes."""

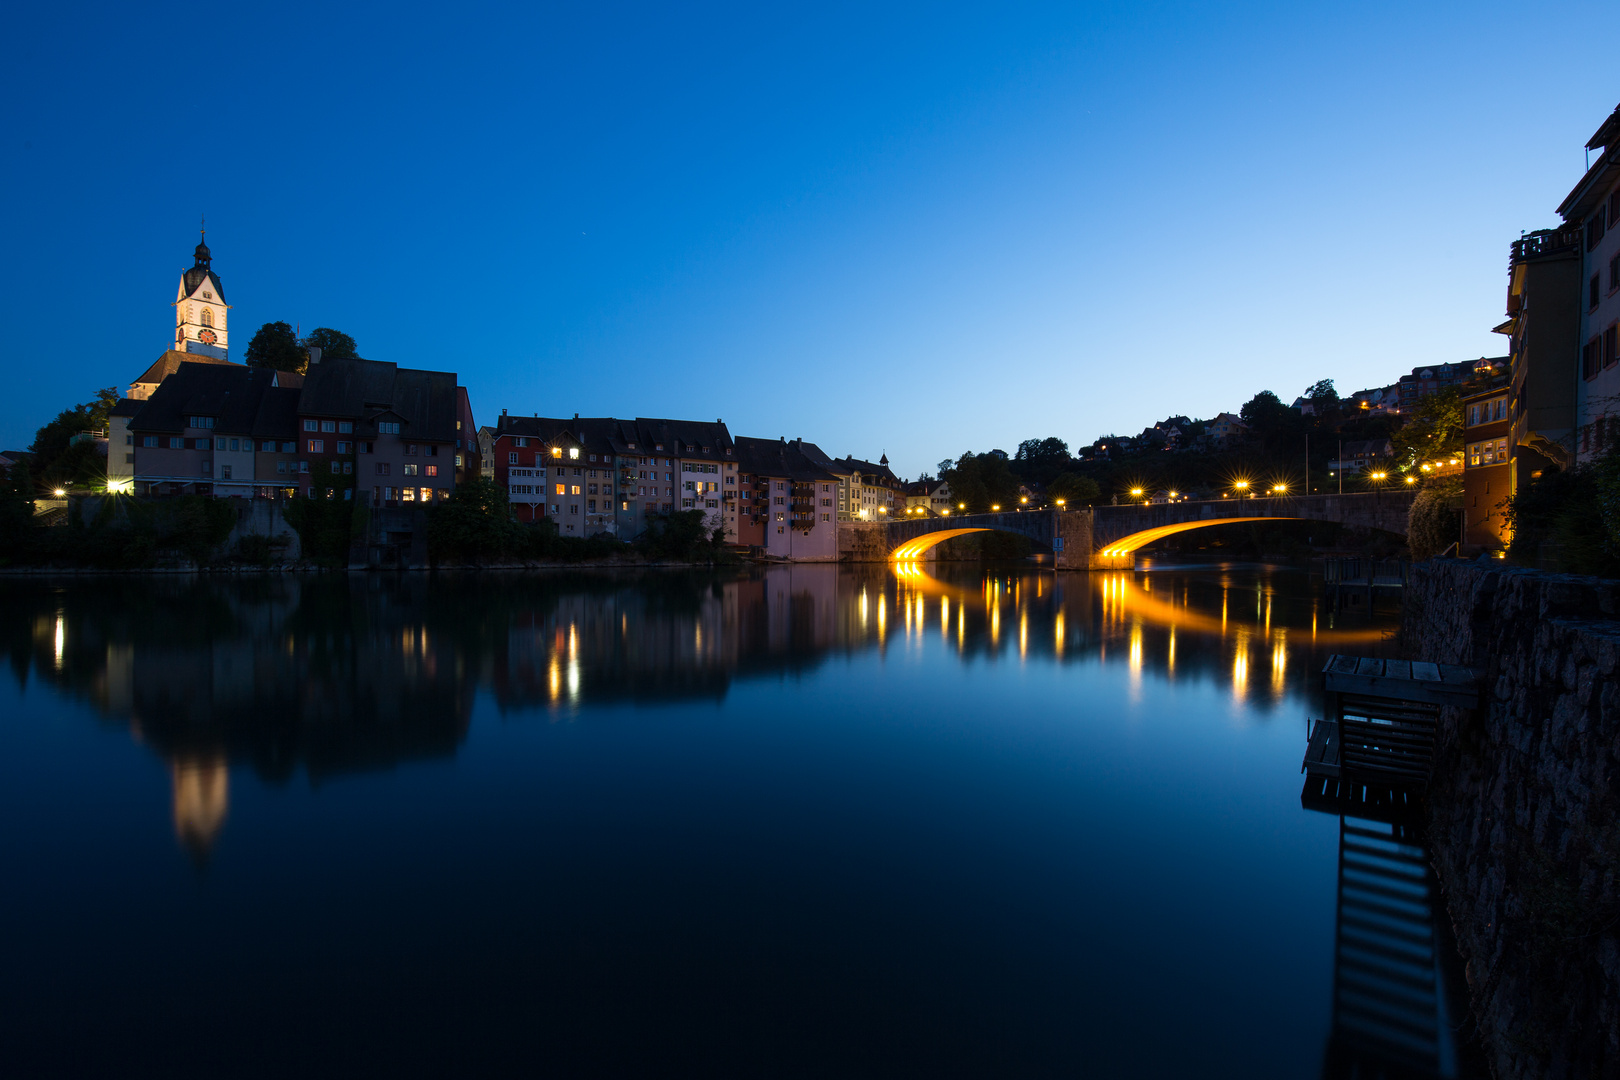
[
  {"left": 424, "top": 480, "right": 728, "bottom": 565},
  {"left": 1407, "top": 476, "right": 1463, "bottom": 560},
  {"left": 0, "top": 495, "right": 237, "bottom": 569},
  {"left": 1505, "top": 450, "right": 1620, "bottom": 576}
]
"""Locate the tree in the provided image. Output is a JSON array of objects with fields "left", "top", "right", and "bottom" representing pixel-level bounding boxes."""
[
  {"left": 29, "top": 387, "right": 120, "bottom": 490},
  {"left": 1048, "top": 472, "right": 1101, "bottom": 506},
  {"left": 1304, "top": 378, "right": 1342, "bottom": 418},
  {"left": 426, "top": 477, "right": 521, "bottom": 562},
  {"left": 1390, "top": 388, "right": 1465, "bottom": 471},
  {"left": 305, "top": 327, "right": 358, "bottom": 359},
  {"left": 245, "top": 321, "right": 306, "bottom": 372},
  {"left": 1239, "top": 389, "right": 1308, "bottom": 459},
  {"left": 1013, "top": 437, "right": 1072, "bottom": 484},
  {"left": 941, "top": 451, "right": 1019, "bottom": 513}
]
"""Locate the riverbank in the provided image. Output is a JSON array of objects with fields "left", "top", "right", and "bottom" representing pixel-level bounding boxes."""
[{"left": 1403, "top": 560, "right": 1620, "bottom": 1079}]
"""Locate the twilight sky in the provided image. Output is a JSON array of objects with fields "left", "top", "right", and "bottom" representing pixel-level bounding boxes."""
[{"left": 2, "top": 1, "right": 1614, "bottom": 476}]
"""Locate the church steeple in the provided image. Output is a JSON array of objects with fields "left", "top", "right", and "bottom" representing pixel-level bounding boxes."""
[
  {"left": 193, "top": 216, "right": 211, "bottom": 268},
  {"left": 174, "top": 220, "right": 230, "bottom": 359}
]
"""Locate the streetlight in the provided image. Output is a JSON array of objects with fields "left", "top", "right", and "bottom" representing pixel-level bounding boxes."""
[
  {"left": 53, "top": 488, "right": 66, "bottom": 497},
  {"left": 1405, "top": 476, "right": 1417, "bottom": 485},
  {"left": 1055, "top": 498, "right": 1066, "bottom": 508},
  {"left": 991, "top": 504, "right": 1001, "bottom": 512},
  {"left": 1273, "top": 483, "right": 1287, "bottom": 494}
]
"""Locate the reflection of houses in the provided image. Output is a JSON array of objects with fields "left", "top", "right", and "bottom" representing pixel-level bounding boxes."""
[
  {"left": 9, "top": 577, "right": 478, "bottom": 856},
  {"left": 485, "top": 566, "right": 845, "bottom": 711}
]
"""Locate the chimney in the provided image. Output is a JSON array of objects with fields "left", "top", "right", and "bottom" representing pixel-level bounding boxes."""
[
  {"left": 501, "top": 408, "right": 507, "bottom": 416},
  {"left": 307, "top": 347, "right": 322, "bottom": 366}
]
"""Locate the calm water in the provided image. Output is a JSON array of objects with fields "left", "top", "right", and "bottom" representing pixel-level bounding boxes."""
[{"left": 1, "top": 561, "right": 1420, "bottom": 1078}]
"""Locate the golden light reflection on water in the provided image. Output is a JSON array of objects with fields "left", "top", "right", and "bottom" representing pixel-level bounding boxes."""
[{"left": 887, "top": 563, "right": 1387, "bottom": 703}]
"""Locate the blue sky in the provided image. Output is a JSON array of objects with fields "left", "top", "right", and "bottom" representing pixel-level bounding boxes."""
[{"left": 2, "top": 1, "right": 1614, "bottom": 476}]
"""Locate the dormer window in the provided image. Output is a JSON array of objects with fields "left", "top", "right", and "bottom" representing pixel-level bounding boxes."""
[
  {"left": 202, "top": 290, "right": 213, "bottom": 300},
  {"left": 627, "top": 442, "right": 636, "bottom": 450},
  {"left": 378, "top": 422, "right": 401, "bottom": 435},
  {"left": 189, "top": 415, "right": 215, "bottom": 429}
]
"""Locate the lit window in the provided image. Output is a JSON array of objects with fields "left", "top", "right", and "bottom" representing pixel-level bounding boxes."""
[{"left": 569, "top": 448, "right": 579, "bottom": 459}]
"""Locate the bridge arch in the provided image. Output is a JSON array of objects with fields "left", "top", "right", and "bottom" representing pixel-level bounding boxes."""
[
  {"left": 1093, "top": 517, "right": 1295, "bottom": 564},
  {"left": 891, "top": 528, "right": 997, "bottom": 560}
]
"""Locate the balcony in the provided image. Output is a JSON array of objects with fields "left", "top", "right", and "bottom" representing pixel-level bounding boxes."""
[{"left": 1511, "top": 225, "right": 1581, "bottom": 265}]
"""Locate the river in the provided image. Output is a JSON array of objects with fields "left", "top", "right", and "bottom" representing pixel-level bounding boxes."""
[{"left": 1, "top": 561, "right": 1464, "bottom": 1077}]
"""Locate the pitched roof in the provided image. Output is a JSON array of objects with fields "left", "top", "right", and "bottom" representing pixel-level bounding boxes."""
[
  {"left": 128, "top": 363, "right": 275, "bottom": 435},
  {"left": 132, "top": 349, "right": 241, "bottom": 389},
  {"left": 733, "top": 436, "right": 839, "bottom": 482},
  {"left": 836, "top": 456, "right": 899, "bottom": 484},
  {"left": 252, "top": 386, "right": 302, "bottom": 440},
  {"left": 108, "top": 397, "right": 143, "bottom": 419},
  {"left": 180, "top": 265, "right": 227, "bottom": 304},
  {"left": 633, "top": 417, "right": 734, "bottom": 461},
  {"left": 298, "top": 357, "right": 459, "bottom": 442}
]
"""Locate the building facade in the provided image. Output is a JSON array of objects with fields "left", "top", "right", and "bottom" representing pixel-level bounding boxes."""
[
  {"left": 1563, "top": 104, "right": 1620, "bottom": 463},
  {"left": 1462, "top": 384, "right": 1512, "bottom": 550}
]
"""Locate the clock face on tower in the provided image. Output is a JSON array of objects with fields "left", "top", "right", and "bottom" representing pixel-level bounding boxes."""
[{"left": 198, "top": 328, "right": 217, "bottom": 345}]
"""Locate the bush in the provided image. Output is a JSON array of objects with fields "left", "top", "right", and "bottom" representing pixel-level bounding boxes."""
[
  {"left": 284, "top": 497, "right": 361, "bottom": 565},
  {"left": 635, "top": 510, "right": 729, "bottom": 561},
  {"left": 1505, "top": 451, "right": 1620, "bottom": 575},
  {"left": 1407, "top": 476, "right": 1462, "bottom": 560}
]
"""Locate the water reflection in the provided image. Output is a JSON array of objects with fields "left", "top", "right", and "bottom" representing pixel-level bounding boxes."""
[{"left": 2, "top": 561, "right": 1393, "bottom": 859}]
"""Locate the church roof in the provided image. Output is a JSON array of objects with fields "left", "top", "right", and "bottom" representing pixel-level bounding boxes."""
[
  {"left": 133, "top": 349, "right": 239, "bottom": 389},
  {"left": 181, "top": 266, "right": 226, "bottom": 304}
]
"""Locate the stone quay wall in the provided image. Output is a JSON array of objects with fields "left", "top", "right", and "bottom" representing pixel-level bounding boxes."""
[{"left": 1403, "top": 561, "right": 1620, "bottom": 1079}]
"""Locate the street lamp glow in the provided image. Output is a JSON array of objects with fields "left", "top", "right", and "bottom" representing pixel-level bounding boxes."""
[
  {"left": 1055, "top": 498, "right": 1065, "bottom": 507},
  {"left": 991, "top": 504, "right": 1000, "bottom": 511},
  {"left": 1233, "top": 480, "right": 1249, "bottom": 490},
  {"left": 1130, "top": 488, "right": 1143, "bottom": 496},
  {"left": 53, "top": 488, "right": 66, "bottom": 497},
  {"left": 1273, "top": 484, "right": 1287, "bottom": 493},
  {"left": 1405, "top": 476, "right": 1417, "bottom": 485}
]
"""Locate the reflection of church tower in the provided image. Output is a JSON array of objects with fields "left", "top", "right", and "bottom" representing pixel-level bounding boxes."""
[
  {"left": 170, "top": 755, "right": 229, "bottom": 864},
  {"left": 174, "top": 224, "right": 230, "bottom": 359}
]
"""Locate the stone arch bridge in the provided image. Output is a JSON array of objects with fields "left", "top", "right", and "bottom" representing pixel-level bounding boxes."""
[{"left": 842, "top": 492, "right": 1417, "bottom": 569}]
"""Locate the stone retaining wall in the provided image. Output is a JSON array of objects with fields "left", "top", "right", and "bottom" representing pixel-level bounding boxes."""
[{"left": 1403, "top": 561, "right": 1620, "bottom": 1079}]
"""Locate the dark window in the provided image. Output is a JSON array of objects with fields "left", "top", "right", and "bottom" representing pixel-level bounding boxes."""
[
  {"left": 1610, "top": 189, "right": 1620, "bottom": 233},
  {"left": 1593, "top": 274, "right": 1603, "bottom": 310},
  {"left": 1608, "top": 325, "right": 1619, "bottom": 370},
  {"left": 1611, "top": 252, "right": 1620, "bottom": 292},
  {"left": 1590, "top": 209, "right": 1607, "bottom": 252},
  {"left": 1584, "top": 337, "right": 1601, "bottom": 380}
]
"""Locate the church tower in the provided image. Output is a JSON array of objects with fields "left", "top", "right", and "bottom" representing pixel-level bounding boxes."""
[{"left": 174, "top": 225, "right": 230, "bottom": 359}]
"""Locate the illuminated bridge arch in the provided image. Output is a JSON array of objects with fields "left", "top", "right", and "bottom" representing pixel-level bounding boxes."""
[
  {"left": 891, "top": 528, "right": 995, "bottom": 560},
  {"left": 1094, "top": 517, "right": 1295, "bottom": 561}
]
